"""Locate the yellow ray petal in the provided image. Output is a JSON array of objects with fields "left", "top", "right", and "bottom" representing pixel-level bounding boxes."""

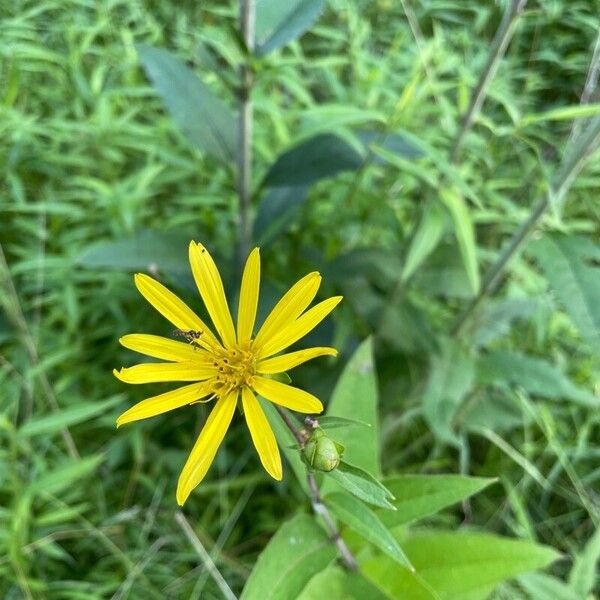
[
  {"left": 116, "top": 380, "right": 215, "bottom": 427},
  {"left": 176, "top": 391, "right": 238, "bottom": 505},
  {"left": 253, "top": 376, "right": 323, "bottom": 414},
  {"left": 120, "top": 334, "right": 210, "bottom": 362},
  {"left": 253, "top": 272, "right": 321, "bottom": 351},
  {"left": 237, "top": 248, "right": 261, "bottom": 344},
  {"left": 189, "top": 242, "right": 237, "bottom": 349},
  {"left": 241, "top": 387, "right": 282, "bottom": 480},
  {"left": 113, "top": 362, "right": 217, "bottom": 384},
  {"left": 257, "top": 347, "right": 338, "bottom": 374},
  {"left": 258, "top": 296, "right": 343, "bottom": 359},
  {"left": 134, "top": 273, "right": 221, "bottom": 350}
]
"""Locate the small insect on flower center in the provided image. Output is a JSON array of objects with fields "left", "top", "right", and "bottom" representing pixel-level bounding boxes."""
[
  {"left": 172, "top": 329, "right": 204, "bottom": 350},
  {"left": 212, "top": 345, "right": 256, "bottom": 393}
]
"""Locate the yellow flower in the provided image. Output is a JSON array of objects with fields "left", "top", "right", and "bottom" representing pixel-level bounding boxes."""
[{"left": 114, "top": 241, "right": 342, "bottom": 505}]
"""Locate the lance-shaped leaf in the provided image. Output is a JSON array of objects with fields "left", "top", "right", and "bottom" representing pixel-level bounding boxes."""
[
  {"left": 362, "top": 531, "right": 560, "bottom": 600},
  {"left": 255, "top": 0, "right": 325, "bottom": 56},
  {"left": 241, "top": 513, "right": 336, "bottom": 600},
  {"left": 325, "top": 492, "right": 413, "bottom": 568},
  {"left": 137, "top": 45, "right": 236, "bottom": 162},
  {"left": 264, "top": 133, "right": 364, "bottom": 187},
  {"left": 379, "top": 474, "right": 496, "bottom": 528},
  {"left": 325, "top": 461, "right": 394, "bottom": 509}
]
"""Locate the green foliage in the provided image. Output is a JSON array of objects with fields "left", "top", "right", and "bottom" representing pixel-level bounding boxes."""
[
  {"left": 240, "top": 513, "right": 336, "bottom": 600},
  {"left": 1, "top": 0, "right": 599, "bottom": 597},
  {"left": 138, "top": 44, "right": 237, "bottom": 161},
  {"left": 325, "top": 491, "right": 412, "bottom": 567},
  {"left": 362, "top": 531, "right": 560, "bottom": 600},
  {"left": 323, "top": 337, "right": 380, "bottom": 477},
  {"left": 379, "top": 475, "right": 496, "bottom": 529},
  {"left": 529, "top": 234, "right": 600, "bottom": 357}
]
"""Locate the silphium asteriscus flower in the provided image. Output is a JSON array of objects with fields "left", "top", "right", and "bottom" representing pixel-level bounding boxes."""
[{"left": 114, "top": 241, "right": 342, "bottom": 505}]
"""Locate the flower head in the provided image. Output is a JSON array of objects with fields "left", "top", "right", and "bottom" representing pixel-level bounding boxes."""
[{"left": 114, "top": 242, "right": 342, "bottom": 504}]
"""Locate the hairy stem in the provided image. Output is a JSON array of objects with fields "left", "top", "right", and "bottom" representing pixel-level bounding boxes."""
[
  {"left": 237, "top": 0, "right": 255, "bottom": 267},
  {"left": 274, "top": 406, "right": 358, "bottom": 571}
]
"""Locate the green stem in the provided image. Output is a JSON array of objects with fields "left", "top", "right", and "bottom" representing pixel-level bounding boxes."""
[
  {"left": 450, "top": 0, "right": 528, "bottom": 163},
  {"left": 237, "top": 0, "right": 255, "bottom": 266},
  {"left": 451, "top": 115, "right": 600, "bottom": 336},
  {"left": 274, "top": 406, "right": 358, "bottom": 571}
]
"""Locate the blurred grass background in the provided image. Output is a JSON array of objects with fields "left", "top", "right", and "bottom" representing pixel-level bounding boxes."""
[{"left": 1, "top": 0, "right": 599, "bottom": 597}]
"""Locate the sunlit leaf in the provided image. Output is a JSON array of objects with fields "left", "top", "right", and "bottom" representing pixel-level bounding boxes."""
[
  {"left": 325, "top": 492, "right": 412, "bottom": 567},
  {"left": 240, "top": 513, "right": 335, "bottom": 600}
]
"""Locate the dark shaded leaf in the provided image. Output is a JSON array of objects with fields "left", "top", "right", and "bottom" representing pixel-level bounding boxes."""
[
  {"left": 255, "top": 0, "right": 325, "bottom": 56},
  {"left": 254, "top": 186, "right": 309, "bottom": 245},
  {"left": 76, "top": 230, "right": 190, "bottom": 276},
  {"left": 137, "top": 45, "right": 236, "bottom": 161},
  {"left": 264, "top": 133, "right": 363, "bottom": 187}
]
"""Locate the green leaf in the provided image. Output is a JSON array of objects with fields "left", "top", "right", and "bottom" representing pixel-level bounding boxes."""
[
  {"left": 255, "top": 0, "right": 325, "bottom": 56},
  {"left": 325, "top": 492, "right": 413, "bottom": 568},
  {"left": 520, "top": 103, "right": 600, "bottom": 125},
  {"left": 29, "top": 455, "right": 104, "bottom": 497},
  {"left": 323, "top": 337, "right": 380, "bottom": 477},
  {"left": 477, "top": 350, "right": 599, "bottom": 407},
  {"left": 358, "top": 131, "right": 423, "bottom": 163},
  {"left": 76, "top": 230, "right": 190, "bottom": 276},
  {"left": 18, "top": 395, "right": 124, "bottom": 438},
  {"left": 440, "top": 188, "right": 479, "bottom": 294},
  {"left": 363, "top": 531, "right": 560, "bottom": 600},
  {"left": 316, "top": 416, "right": 371, "bottom": 430},
  {"left": 240, "top": 513, "right": 336, "bottom": 600},
  {"left": 518, "top": 573, "right": 580, "bottom": 600},
  {"left": 423, "top": 337, "right": 475, "bottom": 445},
  {"left": 528, "top": 234, "right": 600, "bottom": 357},
  {"left": 137, "top": 45, "right": 236, "bottom": 161},
  {"left": 263, "top": 133, "right": 363, "bottom": 187},
  {"left": 254, "top": 186, "right": 309, "bottom": 245},
  {"left": 568, "top": 526, "right": 600, "bottom": 598},
  {"left": 325, "top": 461, "right": 394, "bottom": 509},
  {"left": 401, "top": 200, "right": 447, "bottom": 281},
  {"left": 298, "top": 565, "right": 392, "bottom": 600},
  {"left": 379, "top": 474, "right": 496, "bottom": 528}
]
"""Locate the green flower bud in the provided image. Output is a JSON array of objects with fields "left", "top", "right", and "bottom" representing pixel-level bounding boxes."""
[{"left": 302, "top": 429, "right": 342, "bottom": 472}]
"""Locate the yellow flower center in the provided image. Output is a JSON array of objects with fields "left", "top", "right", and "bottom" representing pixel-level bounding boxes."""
[{"left": 211, "top": 345, "right": 256, "bottom": 395}]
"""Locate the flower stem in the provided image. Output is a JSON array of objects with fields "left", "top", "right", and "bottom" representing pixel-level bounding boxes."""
[
  {"left": 237, "top": 0, "right": 255, "bottom": 268},
  {"left": 274, "top": 406, "right": 358, "bottom": 571}
]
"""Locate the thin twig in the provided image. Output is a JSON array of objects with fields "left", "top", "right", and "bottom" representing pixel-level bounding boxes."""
[
  {"left": 450, "top": 0, "right": 528, "bottom": 162},
  {"left": 175, "top": 511, "right": 238, "bottom": 600},
  {"left": 399, "top": 0, "right": 448, "bottom": 121},
  {"left": 375, "top": 3, "right": 528, "bottom": 337},
  {"left": 274, "top": 406, "right": 358, "bottom": 571},
  {"left": 237, "top": 0, "right": 255, "bottom": 267},
  {"left": 451, "top": 115, "right": 600, "bottom": 336},
  {"left": 0, "top": 242, "right": 79, "bottom": 458}
]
